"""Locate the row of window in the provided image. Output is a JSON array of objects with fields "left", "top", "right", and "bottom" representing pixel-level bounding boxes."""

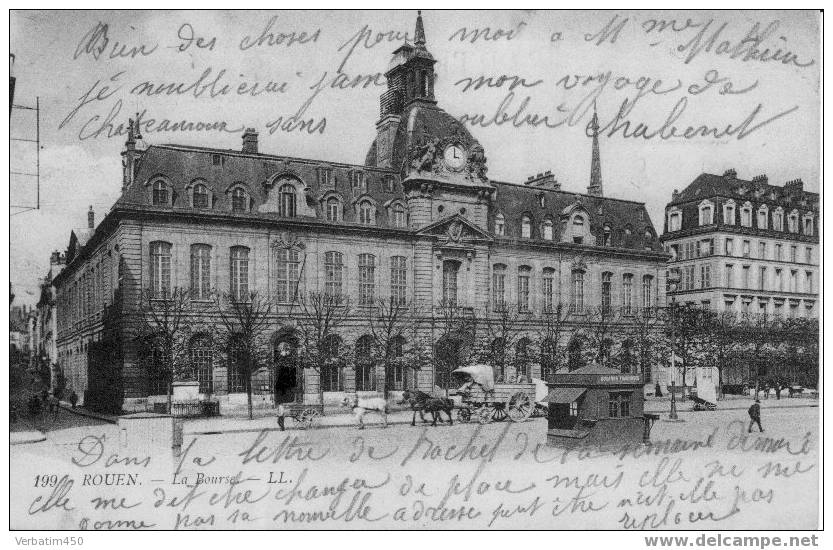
[
  {"left": 669, "top": 202, "right": 815, "bottom": 235},
  {"left": 495, "top": 212, "right": 654, "bottom": 248},
  {"left": 58, "top": 253, "right": 118, "bottom": 332},
  {"left": 674, "top": 262, "right": 814, "bottom": 294},
  {"left": 490, "top": 264, "right": 656, "bottom": 314},
  {"left": 671, "top": 238, "right": 814, "bottom": 264},
  {"left": 151, "top": 178, "right": 408, "bottom": 228},
  {"left": 149, "top": 242, "right": 409, "bottom": 306}
]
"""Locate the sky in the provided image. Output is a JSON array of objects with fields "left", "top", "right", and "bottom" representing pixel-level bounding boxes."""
[{"left": 9, "top": 9, "right": 820, "bottom": 305}]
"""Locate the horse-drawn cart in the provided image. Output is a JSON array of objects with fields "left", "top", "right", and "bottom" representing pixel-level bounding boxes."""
[
  {"left": 450, "top": 364, "right": 548, "bottom": 424},
  {"left": 278, "top": 402, "right": 324, "bottom": 430}
]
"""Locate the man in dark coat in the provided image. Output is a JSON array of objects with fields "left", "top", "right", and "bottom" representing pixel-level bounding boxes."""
[{"left": 748, "top": 399, "right": 763, "bottom": 432}]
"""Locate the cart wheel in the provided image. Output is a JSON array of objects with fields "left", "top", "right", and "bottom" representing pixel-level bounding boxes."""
[
  {"left": 299, "top": 408, "right": 321, "bottom": 430},
  {"left": 506, "top": 392, "right": 533, "bottom": 422},
  {"left": 477, "top": 406, "right": 493, "bottom": 424},
  {"left": 456, "top": 407, "right": 472, "bottom": 423}
]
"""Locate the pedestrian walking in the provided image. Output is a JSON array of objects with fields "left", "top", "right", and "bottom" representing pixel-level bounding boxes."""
[{"left": 748, "top": 399, "right": 763, "bottom": 433}]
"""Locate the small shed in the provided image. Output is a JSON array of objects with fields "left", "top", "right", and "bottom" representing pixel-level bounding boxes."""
[{"left": 544, "top": 364, "right": 649, "bottom": 448}]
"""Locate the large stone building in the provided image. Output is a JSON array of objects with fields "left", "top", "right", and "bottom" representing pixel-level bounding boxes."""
[
  {"left": 661, "top": 170, "right": 819, "bottom": 318},
  {"left": 53, "top": 13, "right": 668, "bottom": 412}
]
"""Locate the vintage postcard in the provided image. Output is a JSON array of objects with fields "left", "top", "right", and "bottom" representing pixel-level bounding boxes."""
[{"left": 8, "top": 8, "right": 822, "bottom": 535}]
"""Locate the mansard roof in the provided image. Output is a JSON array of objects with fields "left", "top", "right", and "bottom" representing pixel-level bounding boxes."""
[
  {"left": 490, "top": 180, "right": 663, "bottom": 252},
  {"left": 670, "top": 171, "right": 819, "bottom": 211}
]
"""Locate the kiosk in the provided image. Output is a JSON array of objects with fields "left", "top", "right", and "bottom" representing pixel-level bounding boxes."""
[{"left": 544, "top": 364, "right": 654, "bottom": 448}]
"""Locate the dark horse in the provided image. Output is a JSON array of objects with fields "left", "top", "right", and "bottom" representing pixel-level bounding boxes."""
[{"left": 398, "top": 389, "right": 454, "bottom": 426}]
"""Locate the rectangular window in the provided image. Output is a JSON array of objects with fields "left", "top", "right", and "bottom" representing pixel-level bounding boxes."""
[
  {"left": 806, "top": 247, "right": 812, "bottom": 264},
  {"left": 390, "top": 256, "right": 407, "bottom": 306},
  {"left": 229, "top": 247, "right": 250, "bottom": 301},
  {"left": 725, "top": 238, "right": 734, "bottom": 256},
  {"left": 775, "top": 244, "right": 782, "bottom": 261},
  {"left": 492, "top": 265, "right": 506, "bottom": 310},
  {"left": 542, "top": 269, "right": 555, "bottom": 312},
  {"left": 442, "top": 261, "right": 459, "bottom": 307},
  {"left": 775, "top": 269, "right": 783, "bottom": 291},
  {"left": 805, "top": 271, "right": 812, "bottom": 294},
  {"left": 358, "top": 254, "right": 376, "bottom": 306},
  {"left": 790, "top": 270, "right": 797, "bottom": 293},
  {"left": 150, "top": 242, "right": 172, "bottom": 298},
  {"left": 700, "top": 265, "right": 710, "bottom": 289},
  {"left": 190, "top": 244, "right": 212, "bottom": 300},
  {"left": 275, "top": 248, "right": 300, "bottom": 303},
  {"left": 684, "top": 265, "right": 695, "bottom": 291},
  {"left": 790, "top": 246, "right": 797, "bottom": 263},
  {"left": 601, "top": 272, "right": 612, "bottom": 314},
  {"left": 571, "top": 270, "right": 584, "bottom": 313},
  {"left": 642, "top": 275, "right": 653, "bottom": 311},
  {"left": 742, "top": 240, "right": 750, "bottom": 258},
  {"left": 725, "top": 264, "right": 734, "bottom": 288},
  {"left": 608, "top": 392, "right": 631, "bottom": 418},
  {"left": 758, "top": 242, "right": 766, "bottom": 259},
  {"left": 324, "top": 251, "right": 344, "bottom": 297},
  {"left": 622, "top": 274, "right": 633, "bottom": 314},
  {"left": 759, "top": 267, "right": 767, "bottom": 291},
  {"left": 742, "top": 265, "right": 750, "bottom": 289},
  {"left": 517, "top": 267, "right": 531, "bottom": 313}
]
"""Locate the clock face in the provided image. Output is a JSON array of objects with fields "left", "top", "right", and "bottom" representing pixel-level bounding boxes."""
[{"left": 443, "top": 144, "right": 466, "bottom": 171}]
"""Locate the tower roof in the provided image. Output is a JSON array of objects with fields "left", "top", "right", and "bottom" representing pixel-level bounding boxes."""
[{"left": 588, "top": 104, "right": 603, "bottom": 197}]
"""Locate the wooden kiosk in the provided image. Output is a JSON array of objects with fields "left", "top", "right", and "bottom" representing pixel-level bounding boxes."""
[{"left": 544, "top": 365, "right": 653, "bottom": 448}]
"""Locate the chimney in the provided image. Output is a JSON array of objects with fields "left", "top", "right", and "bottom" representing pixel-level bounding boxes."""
[
  {"left": 88, "top": 205, "right": 94, "bottom": 229},
  {"left": 50, "top": 250, "right": 61, "bottom": 265},
  {"left": 242, "top": 128, "right": 258, "bottom": 154},
  {"left": 785, "top": 178, "right": 804, "bottom": 193},
  {"left": 525, "top": 170, "right": 559, "bottom": 189},
  {"left": 723, "top": 168, "right": 737, "bottom": 181}
]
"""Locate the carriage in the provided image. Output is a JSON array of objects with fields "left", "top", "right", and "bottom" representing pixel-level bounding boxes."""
[
  {"left": 277, "top": 402, "right": 324, "bottom": 430},
  {"left": 450, "top": 364, "right": 548, "bottom": 424}
]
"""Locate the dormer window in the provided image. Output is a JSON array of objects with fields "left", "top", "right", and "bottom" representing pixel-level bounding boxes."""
[
  {"left": 317, "top": 167, "right": 333, "bottom": 188},
  {"left": 326, "top": 197, "right": 340, "bottom": 221},
  {"left": 393, "top": 203, "right": 406, "bottom": 228},
  {"left": 723, "top": 200, "right": 735, "bottom": 225},
  {"left": 740, "top": 202, "right": 753, "bottom": 227},
  {"left": 521, "top": 215, "right": 532, "bottom": 238},
  {"left": 788, "top": 211, "right": 799, "bottom": 233},
  {"left": 803, "top": 215, "right": 814, "bottom": 236},
  {"left": 538, "top": 194, "right": 546, "bottom": 208},
  {"left": 542, "top": 219, "right": 553, "bottom": 240},
  {"left": 193, "top": 183, "right": 210, "bottom": 209},
  {"left": 231, "top": 187, "right": 248, "bottom": 212},
  {"left": 698, "top": 201, "right": 714, "bottom": 226},
  {"left": 773, "top": 208, "right": 784, "bottom": 231},
  {"left": 668, "top": 211, "right": 681, "bottom": 232},
  {"left": 757, "top": 205, "right": 768, "bottom": 229},
  {"left": 350, "top": 171, "right": 366, "bottom": 194},
  {"left": 495, "top": 213, "right": 505, "bottom": 236},
  {"left": 359, "top": 200, "right": 375, "bottom": 225},
  {"left": 279, "top": 183, "right": 296, "bottom": 217},
  {"left": 152, "top": 180, "right": 170, "bottom": 206},
  {"left": 212, "top": 154, "right": 224, "bottom": 167},
  {"left": 603, "top": 224, "right": 612, "bottom": 246},
  {"left": 384, "top": 176, "right": 396, "bottom": 193}
]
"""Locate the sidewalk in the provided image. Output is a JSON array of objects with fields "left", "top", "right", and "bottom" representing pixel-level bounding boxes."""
[
  {"left": 186, "top": 408, "right": 421, "bottom": 435},
  {"left": 644, "top": 395, "right": 819, "bottom": 414}
]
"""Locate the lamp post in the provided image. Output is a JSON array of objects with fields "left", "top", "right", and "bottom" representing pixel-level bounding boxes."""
[{"left": 667, "top": 271, "right": 681, "bottom": 420}]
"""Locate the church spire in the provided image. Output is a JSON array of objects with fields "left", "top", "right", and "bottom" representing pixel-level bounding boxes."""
[
  {"left": 414, "top": 10, "right": 426, "bottom": 48},
  {"left": 587, "top": 104, "right": 603, "bottom": 197}
]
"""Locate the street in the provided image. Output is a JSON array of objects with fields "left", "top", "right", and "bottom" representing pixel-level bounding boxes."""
[{"left": 11, "top": 404, "right": 819, "bottom": 530}]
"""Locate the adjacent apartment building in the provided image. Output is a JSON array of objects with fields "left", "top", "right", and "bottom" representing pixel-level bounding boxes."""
[
  {"left": 661, "top": 169, "right": 819, "bottom": 318},
  {"left": 52, "top": 13, "right": 668, "bottom": 412}
]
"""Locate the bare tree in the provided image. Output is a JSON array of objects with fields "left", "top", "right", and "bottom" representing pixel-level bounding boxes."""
[
  {"left": 699, "top": 309, "right": 739, "bottom": 399},
  {"left": 136, "top": 287, "right": 194, "bottom": 412},
  {"left": 579, "top": 305, "right": 622, "bottom": 368},
  {"left": 664, "top": 303, "right": 709, "bottom": 395},
  {"left": 536, "top": 302, "right": 570, "bottom": 379},
  {"left": 621, "top": 307, "right": 668, "bottom": 378},
  {"left": 296, "top": 291, "right": 353, "bottom": 405},
  {"left": 213, "top": 291, "right": 273, "bottom": 420},
  {"left": 480, "top": 301, "right": 524, "bottom": 382},
  {"left": 434, "top": 298, "right": 478, "bottom": 394}
]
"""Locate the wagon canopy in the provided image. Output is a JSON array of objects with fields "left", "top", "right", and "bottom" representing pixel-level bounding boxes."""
[{"left": 452, "top": 364, "right": 495, "bottom": 391}]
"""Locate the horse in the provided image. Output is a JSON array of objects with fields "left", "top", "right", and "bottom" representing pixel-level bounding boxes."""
[
  {"left": 342, "top": 395, "right": 388, "bottom": 429},
  {"left": 398, "top": 389, "right": 454, "bottom": 427}
]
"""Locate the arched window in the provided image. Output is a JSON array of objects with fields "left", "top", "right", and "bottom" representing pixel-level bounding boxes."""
[
  {"left": 803, "top": 215, "right": 814, "bottom": 236},
  {"left": 642, "top": 275, "right": 654, "bottom": 312},
  {"left": 393, "top": 203, "right": 406, "bottom": 228},
  {"left": 359, "top": 201, "right": 375, "bottom": 225},
  {"left": 788, "top": 211, "right": 799, "bottom": 233},
  {"left": 152, "top": 180, "right": 169, "bottom": 206},
  {"left": 622, "top": 274, "right": 634, "bottom": 314},
  {"left": 492, "top": 264, "right": 507, "bottom": 310},
  {"left": 601, "top": 272, "right": 612, "bottom": 314},
  {"left": 190, "top": 244, "right": 212, "bottom": 300},
  {"left": 149, "top": 241, "right": 172, "bottom": 298},
  {"left": 772, "top": 209, "right": 784, "bottom": 231},
  {"left": 494, "top": 213, "right": 505, "bottom": 236},
  {"left": 723, "top": 201, "right": 736, "bottom": 225},
  {"left": 442, "top": 260, "right": 460, "bottom": 307},
  {"left": 358, "top": 253, "right": 376, "bottom": 306},
  {"left": 324, "top": 251, "right": 344, "bottom": 296},
  {"left": 517, "top": 266, "right": 531, "bottom": 312},
  {"left": 521, "top": 215, "right": 532, "bottom": 238},
  {"left": 279, "top": 183, "right": 296, "bottom": 217},
  {"left": 326, "top": 197, "right": 340, "bottom": 221},
  {"left": 355, "top": 335, "right": 376, "bottom": 392},
  {"left": 320, "top": 334, "right": 343, "bottom": 392},
  {"left": 699, "top": 202, "right": 714, "bottom": 226},
  {"left": 188, "top": 334, "right": 213, "bottom": 394},
  {"left": 542, "top": 219, "right": 554, "bottom": 240},
  {"left": 275, "top": 248, "right": 300, "bottom": 303},
  {"left": 229, "top": 246, "right": 250, "bottom": 301},
  {"left": 231, "top": 187, "right": 248, "bottom": 212},
  {"left": 193, "top": 183, "right": 210, "bottom": 209},
  {"left": 570, "top": 270, "right": 584, "bottom": 313}
]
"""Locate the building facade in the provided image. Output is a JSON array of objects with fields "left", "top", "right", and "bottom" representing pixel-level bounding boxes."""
[
  {"left": 661, "top": 170, "right": 819, "bottom": 318},
  {"left": 53, "top": 13, "right": 668, "bottom": 411}
]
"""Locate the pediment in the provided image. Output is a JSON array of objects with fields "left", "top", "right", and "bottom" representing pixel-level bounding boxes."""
[{"left": 416, "top": 214, "right": 492, "bottom": 243}]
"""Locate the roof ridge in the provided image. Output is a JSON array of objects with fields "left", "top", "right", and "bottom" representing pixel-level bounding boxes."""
[{"left": 492, "top": 179, "right": 649, "bottom": 206}]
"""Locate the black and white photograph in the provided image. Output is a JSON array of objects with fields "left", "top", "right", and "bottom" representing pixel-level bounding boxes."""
[{"left": 7, "top": 8, "right": 822, "bottom": 537}]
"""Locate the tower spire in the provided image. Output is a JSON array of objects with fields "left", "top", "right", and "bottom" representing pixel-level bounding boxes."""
[
  {"left": 588, "top": 103, "right": 603, "bottom": 197},
  {"left": 414, "top": 10, "right": 426, "bottom": 48}
]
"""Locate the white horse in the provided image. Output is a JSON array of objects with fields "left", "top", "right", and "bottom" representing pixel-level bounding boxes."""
[{"left": 342, "top": 395, "right": 388, "bottom": 429}]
